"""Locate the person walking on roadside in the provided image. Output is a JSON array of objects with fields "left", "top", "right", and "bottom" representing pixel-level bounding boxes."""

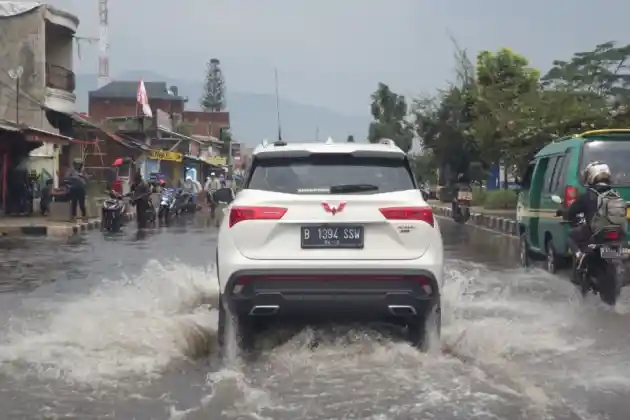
[
  {"left": 130, "top": 170, "right": 152, "bottom": 229},
  {"left": 65, "top": 158, "right": 88, "bottom": 221}
]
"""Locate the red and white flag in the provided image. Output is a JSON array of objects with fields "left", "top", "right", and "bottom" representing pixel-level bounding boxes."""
[{"left": 136, "top": 80, "right": 153, "bottom": 117}]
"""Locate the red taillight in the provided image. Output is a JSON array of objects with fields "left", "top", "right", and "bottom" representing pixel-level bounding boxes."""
[
  {"left": 605, "top": 230, "right": 620, "bottom": 240},
  {"left": 229, "top": 206, "right": 287, "bottom": 227},
  {"left": 564, "top": 186, "right": 578, "bottom": 208},
  {"left": 379, "top": 206, "right": 434, "bottom": 226}
]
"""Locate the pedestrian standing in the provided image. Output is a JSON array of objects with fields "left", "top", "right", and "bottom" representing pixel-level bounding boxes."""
[
  {"left": 65, "top": 158, "right": 87, "bottom": 221},
  {"left": 130, "top": 170, "right": 151, "bottom": 229}
]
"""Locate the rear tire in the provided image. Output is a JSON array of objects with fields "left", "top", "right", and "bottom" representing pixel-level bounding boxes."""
[
  {"left": 408, "top": 304, "right": 441, "bottom": 351},
  {"left": 519, "top": 232, "right": 530, "bottom": 267},
  {"left": 217, "top": 295, "right": 255, "bottom": 357},
  {"left": 545, "top": 240, "right": 560, "bottom": 274},
  {"left": 599, "top": 262, "right": 621, "bottom": 306}
]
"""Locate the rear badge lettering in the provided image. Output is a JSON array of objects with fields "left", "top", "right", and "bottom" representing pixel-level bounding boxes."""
[{"left": 397, "top": 224, "right": 415, "bottom": 233}]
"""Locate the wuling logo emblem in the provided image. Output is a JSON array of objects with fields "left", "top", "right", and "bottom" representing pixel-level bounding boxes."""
[{"left": 322, "top": 202, "right": 346, "bottom": 215}]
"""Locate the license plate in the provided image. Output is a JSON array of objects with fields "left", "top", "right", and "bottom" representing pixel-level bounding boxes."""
[
  {"left": 301, "top": 225, "right": 364, "bottom": 249},
  {"left": 458, "top": 191, "right": 473, "bottom": 201},
  {"left": 600, "top": 247, "right": 630, "bottom": 259}
]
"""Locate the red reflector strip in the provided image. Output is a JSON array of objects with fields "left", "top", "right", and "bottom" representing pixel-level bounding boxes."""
[{"left": 236, "top": 275, "right": 430, "bottom": 285}]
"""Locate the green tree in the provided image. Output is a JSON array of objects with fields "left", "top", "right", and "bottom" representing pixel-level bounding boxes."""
[
  {"left": 542, "top": 41, "right": 630, "bottom": 127},
  {"left": 472, "top": 48, "right": 541, "bottom": 185},
  {"left": 219, "top": 128, "right": 232, "bottom": 157},
  {"left": 368, "top": 83, "right": 414, "bottom": 152},
  {"left": 346, "top": 134, "right": 355, "bottom": 142},
  {"left": 411, "top": 151, "right": 438, "bottom": 184},
  {"left": 200, "top": 58, "right": 226, "bottom": 111},
  {"left": 414, "top": 45, "right": 480, "bottom": 185}
]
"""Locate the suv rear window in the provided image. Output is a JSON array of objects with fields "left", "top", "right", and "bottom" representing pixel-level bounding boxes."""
[
  {"left": 582, "top": 140, "right": 630, "bottom": 185},
  {"left": 246, "top": 154, "right": 416, "bottom": 194}
]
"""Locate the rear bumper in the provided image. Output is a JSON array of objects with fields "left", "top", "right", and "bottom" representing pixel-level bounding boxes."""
[{"left": 223, "top": 269, "right": 440, "bottom": 321}]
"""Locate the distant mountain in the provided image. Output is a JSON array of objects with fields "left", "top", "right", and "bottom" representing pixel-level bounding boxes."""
[{"left": 74, "top": 71, "right": 370, "bottom": 146}]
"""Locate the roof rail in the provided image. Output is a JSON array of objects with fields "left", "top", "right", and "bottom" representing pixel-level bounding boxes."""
[
  {"left": 578, "top": 128, "right": 630, "bottom": 136},
  {"left": 325, "top": 136, "right": 334, "bottom": 144}
]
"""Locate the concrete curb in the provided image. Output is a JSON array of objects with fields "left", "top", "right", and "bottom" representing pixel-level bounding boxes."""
[
  {"left": 431, "top": 206, "right": 518, "bottom": 237},
  {"left": 1, "top": 212, "right": 137, "bottom": 238}
]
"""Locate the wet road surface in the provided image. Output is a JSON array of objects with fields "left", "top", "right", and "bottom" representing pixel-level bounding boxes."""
[{"left": 1, "top": 215, "right": 630, "bottom": 419}]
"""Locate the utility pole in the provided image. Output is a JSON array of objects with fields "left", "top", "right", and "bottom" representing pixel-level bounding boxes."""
[
  {"left": 8, "top": 66, "right": 23, "bottom": 124},
  {"left": 97, "top": 0, "right": 110, "bottom": 88}
]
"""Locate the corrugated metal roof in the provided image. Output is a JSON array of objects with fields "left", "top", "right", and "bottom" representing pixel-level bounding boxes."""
[
  {"left": 0, "top": 120, "right": 19, "bottom": 131},
  {"left": 89, "top": 81, "right": 186, "bottom": 101},
  {"left": 0, "top": 2, "right": 40, "bottom": 18}
]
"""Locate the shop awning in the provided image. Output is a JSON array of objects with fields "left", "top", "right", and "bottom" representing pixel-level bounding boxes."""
[
  {"left": 0, "top": 120, "right": 73, "bottom": 145},
  {"left": 183, "top": 154, "right": 206, "bottom": 165},
  {"left": 22, "top": 126, "right": 73, "bottom": 145},
  {"left": 44, "top": 108, "right": 150, "bottom": 152}
]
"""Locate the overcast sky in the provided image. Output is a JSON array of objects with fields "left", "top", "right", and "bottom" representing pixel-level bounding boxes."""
[{"left": 48, "top": 0, "right": 630, "bottom": 116}]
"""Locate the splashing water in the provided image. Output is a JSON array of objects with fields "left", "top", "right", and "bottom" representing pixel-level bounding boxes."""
[
  {"left": 0, "top": 260, "right": 218, "bottom": 386},
  {"left": 171, "top": 261, "right": 600, "bottom": 420},
  {"left": 0, "top": 255, "right": 626, "bottom": 419}
]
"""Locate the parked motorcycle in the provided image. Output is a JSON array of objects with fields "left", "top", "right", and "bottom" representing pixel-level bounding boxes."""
[
  {"left": 101, "top": 191, "right": 127, "bottom": 232},
  {"left": 552, "top": 195, "right": 628, "bottom": 306},
  {"left": 452, "top": 187, "right": 472, "bottom": 224},
  {"left": 158, "top": 188, "right": 177, "bottom": 223}
]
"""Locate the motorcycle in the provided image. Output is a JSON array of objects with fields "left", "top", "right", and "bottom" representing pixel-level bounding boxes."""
[
  {"left": 174, "top": 189, "right": 195, "bottom": 214},
  {"left": 419, "top": 184, "right": 430, "bottom": 201},
  {"left": 552, "top": 195, "right": 628, "bottom": 306},
  {"left": 157, "top": 188, "right": 177, "bottom": 223},
  {"left": 452, "top": 187, "right": 472, "bottom": 224},
  {"left": 101, "top": 191, "right": 127, "bottom": 232}
]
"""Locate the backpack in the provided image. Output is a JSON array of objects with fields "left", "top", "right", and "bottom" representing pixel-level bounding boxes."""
[{"left": 589, "top": 188, "right": 628, "bottom": 234}]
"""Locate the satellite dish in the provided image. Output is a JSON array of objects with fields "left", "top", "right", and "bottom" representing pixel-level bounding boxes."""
[{"left": 8, "top": 66, "right": 23, "bottom": 79}]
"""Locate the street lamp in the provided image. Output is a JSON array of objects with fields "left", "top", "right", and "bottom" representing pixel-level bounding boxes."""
[{"left": 8, "top": 66, "right": 23, "bottom": 124}]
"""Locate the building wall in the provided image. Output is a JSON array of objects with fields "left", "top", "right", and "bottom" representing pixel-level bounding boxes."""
[
  {"left": 183, "top": 111, "right": 230, "bottom": 138},
  {"left": 44, "top": 22, "right": 73, "bottom": 70},
  {"left": 0, "top": 6, "right": 47, "bottom": 128},
  {"left": 89, "top": 98, "right": 185, "bottom": 121}
]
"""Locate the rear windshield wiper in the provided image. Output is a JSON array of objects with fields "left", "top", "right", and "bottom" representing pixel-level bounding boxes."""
[{"left": 329, "top": 183, "right": 379, "bottom": 194}]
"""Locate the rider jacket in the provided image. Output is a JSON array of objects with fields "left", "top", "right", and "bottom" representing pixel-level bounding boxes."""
[{"left": 564, "top": 185, "right": 613, "bottom": 224}]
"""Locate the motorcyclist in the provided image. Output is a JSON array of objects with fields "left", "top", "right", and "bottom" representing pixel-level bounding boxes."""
[
  {"left": 204, "top": 172, "right": 222, "bottom": 217},
  {"left": 451, "top": 172, "right": 471, "bottom": 215},
  {"left": 563, "top": 161, "right": 615, "bottom": 269}
]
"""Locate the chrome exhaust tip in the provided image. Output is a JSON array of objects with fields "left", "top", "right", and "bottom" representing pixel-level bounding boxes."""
[
  {"left": 249, "top": 305, "right": 279, "bottom": 316},
  {"left": 388, "top": 305, "right": 417, "bottom": 316}
]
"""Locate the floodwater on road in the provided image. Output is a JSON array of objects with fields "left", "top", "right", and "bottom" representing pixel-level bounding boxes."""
[{"left": 0, "top": 214, "right": 630, "bottom": 419}]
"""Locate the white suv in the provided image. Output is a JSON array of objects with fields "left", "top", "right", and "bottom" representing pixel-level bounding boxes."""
[{"left": 215, "top": 139, "right": 444, "bottom": 351}]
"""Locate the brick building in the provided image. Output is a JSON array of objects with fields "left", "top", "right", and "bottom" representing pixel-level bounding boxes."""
[
  {"left": 88, "top": 81, "right": 186, "bottom": 121},
  {"left": 87, "top": 81, "right": 231, "bottom": 183}
]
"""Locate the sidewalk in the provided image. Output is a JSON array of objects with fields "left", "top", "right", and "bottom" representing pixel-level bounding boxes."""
[
  {"left": 0, "top": 211, "right": 136, "bottom": 238},
  {"left": 428, "top": 200, "right": 518, "bottom": 236},
  {"left": 427, "top": 200, "right": 516, "bottom": 220}
]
